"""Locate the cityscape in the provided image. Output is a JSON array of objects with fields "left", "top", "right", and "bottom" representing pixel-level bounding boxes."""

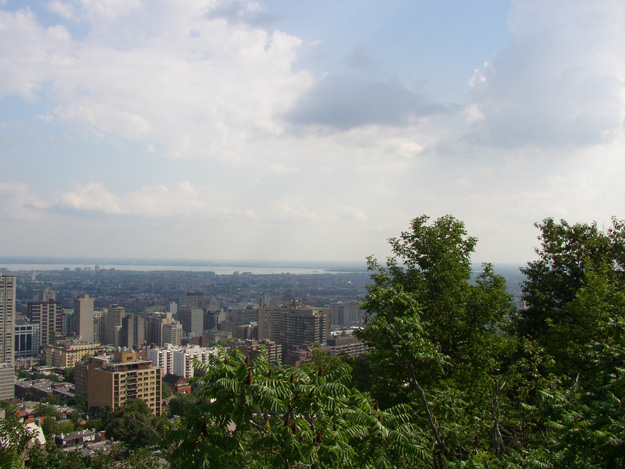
[
  {"left": 0, "top": 259, "right": 526, "bottom": 464},
  {"left": 2, "top": 0, "right": 624, "bottom": 466},
  {"left": 0, "top": 265, "right": 373, "bottom": 460}
]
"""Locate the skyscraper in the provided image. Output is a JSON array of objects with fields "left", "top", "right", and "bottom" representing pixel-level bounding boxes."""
[
  {"left": 121, "top": 314, "right": 145, "bottom": 349},
  {"left": 178, "top": 305, "right": 204, "bottom": 336},
  {"left": 258, "top": 303, "right": 330, "bottom": 358},
  {"left": 0, "top": 275, "right": 16, "bottom": 366},
  {"left": 74, "top": 293, "right": 95, "bottom": 343},
  {"left": 106, "top": 304, "right": 126, "bottom": 346},
  {"left": 27, "top": 289, "right": 63, "bottom": 348}
]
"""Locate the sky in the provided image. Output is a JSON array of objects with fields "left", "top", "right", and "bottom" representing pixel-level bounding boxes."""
[{"left": 1, "top": 0, "right": 624, "bottom": 265}]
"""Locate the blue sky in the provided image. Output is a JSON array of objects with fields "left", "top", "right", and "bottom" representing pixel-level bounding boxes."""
[{"left": 1, "top": 0, "right": 624, "bottom": 264}]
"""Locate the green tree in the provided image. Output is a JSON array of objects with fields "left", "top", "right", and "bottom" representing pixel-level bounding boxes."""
[
  {"left": 70, "top": 392, "right": 88, "bottom": 412},
  {"left": 104, "top": 399, "right": 167, "bottom": 449},
  {"left": 62, "top": 367, "right": 76, "bottom": 384},
  {"left": 524, "top": 269, "right": 625, "bottom": 467},
  {"left": 357, "top": 215, "right": 514, "bottom": 466},
  {"left": 0, "top": 414, "right": 34, "bottom": 468},
  {"left": 516, "top": 218, "right": 625, "bottom": 349},
  {"left": 167, "top": 392, "right": 197, "bottom": 418},
  {"left": 161, "top": 381, "right": 173, "bottom": 399},
  {"left": 166, "top": 348, "right": 426, "bottom": 468},
  {"left": 34, "top": 403, "right": 62, "bottom": 419}
]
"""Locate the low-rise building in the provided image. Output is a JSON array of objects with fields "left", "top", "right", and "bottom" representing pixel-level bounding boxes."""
[
  {"left": 45, "top": 341, "right": 103, "bottom": 368},
  {"left": 55, "top": 429, "right": 99, "bottom": 448}
]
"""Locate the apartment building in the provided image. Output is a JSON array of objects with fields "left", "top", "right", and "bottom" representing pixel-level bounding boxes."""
[
  {"left": 46, "top": 341, "right": 103, "bottom": 368},
  {"left": 258, "top": 303, "right": 331, "bottom": 358},
  {"left": 86, "top": 350, "right": 162, "bottom": 416}
]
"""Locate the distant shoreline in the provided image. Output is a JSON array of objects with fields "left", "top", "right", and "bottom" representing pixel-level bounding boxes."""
[
  {"left": 0, "top": 257, "right": 369, "bottom": 275},
  {"left": 0, "top": 257, "right": 523, "bottom": 278}
]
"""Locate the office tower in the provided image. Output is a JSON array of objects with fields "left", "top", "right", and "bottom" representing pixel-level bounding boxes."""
[
  {"left": 258, "top": 303, "right": 331, "bottom": 357},
  {"left": 27, "top": 290, "right": 63, "bottom": 348},
  {"left": 204, "top": 309, "right": 226, "bottom": 331},
  {"left": 93, "top": 310, "right": 106, "bottom": 344},
  {"left": 121, "top": 314, "right": 145, "bottom": 349},
  {"left": 74, "top": 293, "right": 95, "bottom": 343},
  {"left": 162, "top": 321, "right": 182, "bottom": 346},
  {"left": 0, "top": 275, "right": 16, "bottom": 366},
  {"left": 0, "top": 363, "right": 14, "bottom": 399},
  {"left": 86, "top": 350, "right": 161, "bottom": 416},
  {"left": 330, "top": 301, "right": 366, "bottom": 327},
  {"left": 180, "top": 291, "right": 206, "bottom": 309},
  {"left": 231, "top": 305, "right": 258, "bottom": 326},
  {"left": 146, "top": 312, "right": 182, "bottom": 346},
  {"left": 40, "top": 288, "right": 55, "bottom": 301},
  {"left": 14, "top": 319, "right": 40, "bottom": 358},
  {"left": 178, "top": 305, "right": 204, "bottom": 336},
  {"left": 106, "top": 304, "right": 126, "bottom": 346}
]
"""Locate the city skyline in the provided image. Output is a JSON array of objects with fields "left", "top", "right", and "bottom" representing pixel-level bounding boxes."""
[{"left": 1, "top": 1, "right": 625, "bottom": 264}]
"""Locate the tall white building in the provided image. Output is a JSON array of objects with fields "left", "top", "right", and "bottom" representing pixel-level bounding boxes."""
[{"left": 0, "top": 275, "right": 16, "bottom": 366}]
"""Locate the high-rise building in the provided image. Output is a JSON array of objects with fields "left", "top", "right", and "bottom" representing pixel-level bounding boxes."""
[
  {"left": 178, "top": 306, "right": 204, "bottom": 336},
  {"left": 40, "top": 288, "right": 56, "bottom": 301},
  {"left": 163, "top": 322, "right": 182, "bottom": 346},
  {"left": 74, "top": 293, "right": 95, "bottom": 343},
  {"left": 0, "top": 362, "right": 15, "bottom": 399},
  {"left": 121, "top": 314, "right": 145, "bottom": 349},
  {"left": 106, "top": 304, "right": 126, "bottom": 346},
  {"left": 27, "top": 289, "right": 63, "bottom": 348},
  {"left": 86, "top": 350, "right": 161, "bottom": 416},
  {"left": 145, "top": 312, "right": 182, "bottom": 346},
  {"left": 180, "top": 291, "right": 206, "bottom": 309},
  {"left": 330, "top": 301, "right": 366, "bottom": 327},
  {"left": 93, "top": 310, "right": 106, "bottom": 345},
  {"left": 204, "top": 309, "right": 226, "bottom": 331},
  {"left": 258, "top": 303, "right": 330, "bottom": 358},
  {"left": 0, "top": 275, "right": 16, "bottom": 366}
]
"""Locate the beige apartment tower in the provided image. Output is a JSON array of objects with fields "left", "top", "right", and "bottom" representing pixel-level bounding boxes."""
[
  {"left": 86, "top": 350, "right": 162, "bottom": 416},
  {"left": 0, "top": 275, "right": 16, "bottom": 366}
]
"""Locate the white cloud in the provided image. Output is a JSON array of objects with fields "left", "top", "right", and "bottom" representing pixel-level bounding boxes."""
[
  {"left": 0, "top": 182, "right": 45, "bottom": 221},
  {"left": 269, "top": 164, "right": 300, "bottom": 174},
  {"left": 337, "top": 206, "right": 367, "bottom": 221},
  {"left": 271, "top": 203, "right": 319, "bottom": 224},
  {"left": 1, "top": 1, "right": 314, "bottom": 160},
  {"left": 55, "top": 182, "right": 123, "bottom": 214},
  {"left": 467, "top": 0, "right": 625, "bottom": 148}
]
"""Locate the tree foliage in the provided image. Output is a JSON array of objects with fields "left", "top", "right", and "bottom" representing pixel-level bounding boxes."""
[
  {"left": 357, "top": 215, "right": 514, "bottom": 466},
  {"left": 104, "top": 399, "right": 168, "bottom": 449},
  {"left": 8, "top": 214, "right": 625, "bottom": 468},
  {"left": 167, "top": 348, "right": 427, "bottom": 468}
]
